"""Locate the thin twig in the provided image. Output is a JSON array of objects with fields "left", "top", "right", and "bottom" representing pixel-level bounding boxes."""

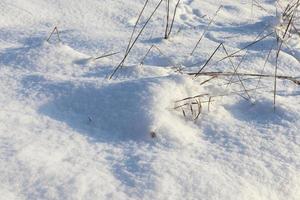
[
  {"left": 194, "top": 43, "right": 223, "bottom": 78},
  {"left": 186, "top": 71, "right": 300, "bottom": 84},
  {"left": 125, "top": 0, "right": 149, "bottom": 54},
  {"left": 190, "top": 6, "right": 222, "bottom": 55},
  {"left": 47, "top": 26, "right": 61, "bottom": 42},
  {"left": 165, "top": 0, "right": 170, "bottom": 39},
  {"left": 221, "top": 43, "right": 251, "bottom": 100},
  {"left": 167, "top": 0, "right": 181, "bottom": 38},
  {"left": 110, "top": 0, "right": 163, "bottom": 79},
  {"left": 94, "top": 52, "right": 120, "bottom": 60},
  {"left": 274, "top": 1, "right": 298, "bottom": 109}
]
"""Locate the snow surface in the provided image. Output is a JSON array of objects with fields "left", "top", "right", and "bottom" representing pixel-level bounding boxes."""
[{"left": 0, "top": 0, "right": 300, "bottom": 199}]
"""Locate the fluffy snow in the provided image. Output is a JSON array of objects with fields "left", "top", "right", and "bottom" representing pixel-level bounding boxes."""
[{"left": 0, "top": 0, "right": 300, "bottom": 199}]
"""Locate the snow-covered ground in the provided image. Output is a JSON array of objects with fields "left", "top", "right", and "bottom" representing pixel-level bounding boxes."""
[{"left": 0, "top": 0, "right": 300, "bottom": 199}]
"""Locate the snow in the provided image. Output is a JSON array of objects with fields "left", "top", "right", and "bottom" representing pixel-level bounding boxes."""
[{"left": 0, "top": 0, "right": 300, "bottom": 199}]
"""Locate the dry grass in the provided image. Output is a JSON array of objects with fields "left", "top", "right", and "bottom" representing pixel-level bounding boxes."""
[
  {"left": 47, "top": 26, "right": 61, "bottom": 43},
  {"left": 46, "top": 0, "right": 300, "bottom": 121}
]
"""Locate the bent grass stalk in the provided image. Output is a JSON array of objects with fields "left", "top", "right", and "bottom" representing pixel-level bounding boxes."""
[{"left": 110, "top": 0, "right": 163, "bottom": 79}]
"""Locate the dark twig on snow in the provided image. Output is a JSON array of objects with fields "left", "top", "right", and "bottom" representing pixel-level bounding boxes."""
[
  {"left": 47, "top": 26, "right": 61, "bottom": 42},
  {"left": 110, "top": 0, "right": 163, "bottom": 79}
]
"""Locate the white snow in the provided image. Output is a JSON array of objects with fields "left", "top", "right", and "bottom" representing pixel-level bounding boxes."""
[{"left": 0, "top": 0, "right": 300, "bottom": 199}]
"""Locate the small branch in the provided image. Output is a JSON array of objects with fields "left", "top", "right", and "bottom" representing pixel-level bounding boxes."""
[
  {"left": 167, "top": 0, "right": 181, "bottom": 38},
  {"left": 110, "top": 0, "right": 163, "bottom": 79},
  {"left": 140, "top": 44, "right": 178, "bottom": 68},
  {"left": 194, "top": 43, "right": 223, "bottom": 78},
  {"left": 186, "top": 71, "right": 300, "bottom": 85},
  {"left": 47, "top": 26, "right": 61, "bottom": 42},
  {"left": 94, "top": 52, "right": 120, "bottom": 60},
  {"left": 164, "top": 0, "right": 170, "bottom": 39},
  {"left": 216, "top": 31, "right": 274, "bottom": 64},
  {"left": 125, "top": 0, "right": 149, "bottom": 54},
  {"left": 190, "top": 6, "right": 222, "bottom": 55}
]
